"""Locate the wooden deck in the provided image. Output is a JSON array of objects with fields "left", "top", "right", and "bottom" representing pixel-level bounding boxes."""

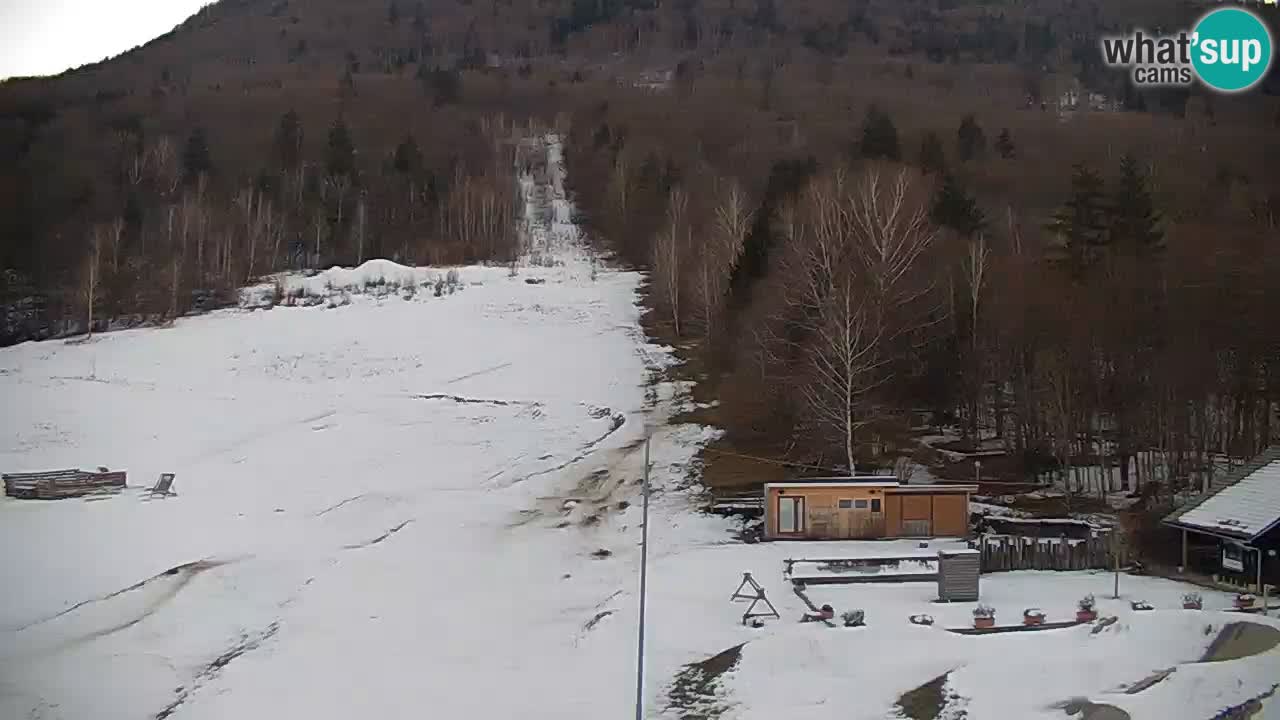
[{"left": 3, "top": 469, "right": 127, "bottom": 499}]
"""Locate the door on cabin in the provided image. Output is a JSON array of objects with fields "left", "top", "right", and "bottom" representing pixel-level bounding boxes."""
[{"left": 778, "top": 496, "right": 805, "bottom": 536}]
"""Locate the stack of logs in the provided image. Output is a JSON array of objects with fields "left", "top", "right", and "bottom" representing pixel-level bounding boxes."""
[{"left": 3, "top": 469, "right": 127, "bottom": 499}]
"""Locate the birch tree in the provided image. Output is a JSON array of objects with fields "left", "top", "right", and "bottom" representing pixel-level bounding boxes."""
[
  {"left": 652, "top": 187, "right": 687, "bottom": 337},
  {"left": 85, "top": 225, "right": 103, "bottom": 336}
]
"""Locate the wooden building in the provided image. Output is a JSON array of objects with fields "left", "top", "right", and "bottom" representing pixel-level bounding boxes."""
[
  {"left": 1163, "top": 447, "right": 1280, "bottom": 591},
  {"left": 763, "top": 477, "right": 978, "bottom": 541}
]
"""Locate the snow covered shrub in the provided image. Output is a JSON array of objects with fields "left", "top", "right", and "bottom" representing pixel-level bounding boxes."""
[
  {"left": 1078, "top": 594, "right": 1096, "bottom": 611},
  {"left": 508, "top": 260, "right": 518, "bottom": 277},
  {"left": 842, "top": 610, "right": 866, "bottom": 627},
  {"left": 973, "top": 604, "right": 995, "bottom": 619},
  {"left": 445, "top": 269, "right": 460, "bottom": 294}
]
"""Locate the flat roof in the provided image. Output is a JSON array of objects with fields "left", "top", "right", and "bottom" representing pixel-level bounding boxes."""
[
  {"left": 764, "top": 482, "right": 977, "bottom": 492},
  {"left": 766, "top": 481, "right": 900, "bottom": 489},
  {"left": 892, "top": 484, "right": 978, "bottom": 493}
]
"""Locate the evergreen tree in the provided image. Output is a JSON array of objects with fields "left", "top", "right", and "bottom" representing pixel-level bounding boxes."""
[
  {"left": 931, "top": 173, "right": 986, "bottom": 237},
  {"left": 1047, "top": 163, "right": 1109, "bottom": 276},
  {"left": 388, "top": 0, "right": 400, "bottom": 24},
  {"left": 956, "top": 114, "right": 986, "bottom": 162},
  {"left": 326, "top": 118, "right": 356, "bottom": 178},
  {"left": 859, "top": 104, "right": 901, "bottom": 161},
  {"left": 919, "top": 130, "right": 946, "bottom": 174},
  {"left": 419, "top": 66, "right": 461, "bottom": 106},
  {"left": 275, "top": 110, "right": 304, "bottom": 171},
  {"left": 393, "top": 135, "right": 423, "bottom": 177},
  {"left": 1108, "top": 154, "right": 1163, "bottom": 256},
  {"left": 995, "top": 128, "right": 1015, "bottom": 159},
  {"left": 182, "top": 127, "right": 211, "bottom": 185}
]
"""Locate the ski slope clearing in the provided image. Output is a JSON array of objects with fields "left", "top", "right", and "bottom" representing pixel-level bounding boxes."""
[{"left": 3, "top": 135, "right": 1278, "bottom": 720}]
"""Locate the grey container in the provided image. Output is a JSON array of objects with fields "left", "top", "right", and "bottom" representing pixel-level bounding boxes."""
[{"left": 937, "top": 548, "right": 981, "bottom": 601}]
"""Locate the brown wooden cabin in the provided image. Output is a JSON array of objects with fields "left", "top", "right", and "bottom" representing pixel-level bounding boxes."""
[{"left": 763, "top": 477, "right": 977, "bottom": 540}]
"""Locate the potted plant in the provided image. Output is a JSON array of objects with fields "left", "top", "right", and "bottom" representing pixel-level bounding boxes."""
[
  {"left": 1182, "top": 592, "right": 1203, "bottom": 610},
  {"left": 973, "top": 604, "right": 996, "bottom": 629},
  {"left": 1076, "top": 594, "right": 1098, "bottom": 622},
  {"left": 1235, "top": 593, "right": 1257, "bottom": 610},
  {"left": 1023, "top": 608, "right": 1046, "bottom": 626}
]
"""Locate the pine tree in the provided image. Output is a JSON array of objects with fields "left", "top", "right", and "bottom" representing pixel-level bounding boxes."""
[
  {"left": 1047, "top": 163, "right": 1109, "bottom": 276},
  {"left": 275, "top": 110, "right": 303, "bottom": 171},
  {"left": 919, "top": 131, "right": 946, "bottom": 174},
  {"left": 326, "top": 118, "right": 356, "bottom": 178},
  {"left": 859, "top": 104, "right": 901, "bottom": 161},
  {"left": 956, "top": 114, "right": 986, "bottom": 162},
  {"left": 931, "top": 173, "right": 986, "bottom": 238},
  {"left": 1108, "top": 154, "right": 1163, "bottom": 257},
  {"left": 996, "top": 128, "right": 1015, "bottom": 159},
  {"left": 182, "top": 127, "right": 211, "bottom": 185},
  {"left": 394, "top": 135, "right": 423, "bottom": 177},
  {"left": 388, "top": 0, "right": 400, "bottom": 24}
]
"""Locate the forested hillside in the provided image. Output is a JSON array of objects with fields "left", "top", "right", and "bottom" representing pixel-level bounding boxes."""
[{"left": 2, "top": 0, "right": 1279, "bottom": 493}]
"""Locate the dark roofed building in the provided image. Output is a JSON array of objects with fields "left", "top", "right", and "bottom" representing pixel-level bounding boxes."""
[{"left": 1163, "top": 447, "right": 1280, "bottom": 592}]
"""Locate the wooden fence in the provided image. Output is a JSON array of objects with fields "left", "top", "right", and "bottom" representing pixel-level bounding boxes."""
[{"left": 979, "top": 534, "right": 1113, "bottom": 572}]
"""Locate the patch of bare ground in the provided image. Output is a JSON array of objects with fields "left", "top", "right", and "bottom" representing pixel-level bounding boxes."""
[
  {"left": 896, "top": 673, "right": 952, "bottom": 720},
  {"left": 1057, "top": 699, "right": 1131, "bottom": 720},
  {"left": 1200, "top": 622, "right": 1280, "bottom": 663},
  {"left": 665, "top": 643, "right": 746, "bottom": 720}
]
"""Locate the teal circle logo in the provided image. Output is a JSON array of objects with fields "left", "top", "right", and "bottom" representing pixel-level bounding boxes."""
[{"left": 1191, "top": 8, "right": 1273, "bottom": 93}]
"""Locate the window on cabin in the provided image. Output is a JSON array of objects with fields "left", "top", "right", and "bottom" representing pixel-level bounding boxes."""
[
  {"left": 854, "top": 499, "right": 869, "bottom": 509},
  {"left": 838, "top": 499, "right": 853, "bottom": 509},
  {"left": 871, "top": 498, "right": 882, "bottom": 513}
]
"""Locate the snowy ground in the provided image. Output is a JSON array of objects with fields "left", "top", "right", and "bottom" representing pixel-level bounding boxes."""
[{"left": 3, "top": 136, "right": 1278, "bottom": 720}]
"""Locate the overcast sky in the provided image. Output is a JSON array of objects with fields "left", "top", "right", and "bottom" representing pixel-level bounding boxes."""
[{"left": 0, "top": 1, "right": 211, "bottom": 79}]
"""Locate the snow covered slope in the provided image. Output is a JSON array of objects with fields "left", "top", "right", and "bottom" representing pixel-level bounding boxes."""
[
  {"left": 3, "top": 135, "right": 1278, "bottom": 720},
  {"left": 0, "top": 135, "right": 725, "bottom": 720}
]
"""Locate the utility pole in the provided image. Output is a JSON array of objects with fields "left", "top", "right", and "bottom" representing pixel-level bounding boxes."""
[
  {"left": 634, "top": 436, "right": 651, "bottom": 720},
  {"left": 1112, "top": 530, "right": 1121, "bottom": 599}
]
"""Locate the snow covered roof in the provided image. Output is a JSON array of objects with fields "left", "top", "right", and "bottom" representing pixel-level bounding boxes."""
[{"left": 1164, "top": 447, "right": 1280, "bottom": 541}]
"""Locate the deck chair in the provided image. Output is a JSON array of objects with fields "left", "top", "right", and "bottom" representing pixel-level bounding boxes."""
[{"left": 142, "top": 473, "right": 177, "bottom": 499}]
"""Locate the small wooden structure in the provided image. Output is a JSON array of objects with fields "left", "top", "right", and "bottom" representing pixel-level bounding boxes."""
[
  {"left": 764, "top": 477, "right": 977, "bottom": 540},
  {"left": 937, "top": 548, "right": 981, "bottom": 601},
  {"left": 3, "top": 469, "right": 127, "bottom": 499}
]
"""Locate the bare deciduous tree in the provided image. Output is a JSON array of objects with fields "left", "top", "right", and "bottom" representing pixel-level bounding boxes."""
[{"left": 652, "top": 187, "right": 687, "bottom": 336}]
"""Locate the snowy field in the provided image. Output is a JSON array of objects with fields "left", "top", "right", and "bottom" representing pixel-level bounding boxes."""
[{"left": 3, "top": 137, "right": 1279, "bottom": 720}]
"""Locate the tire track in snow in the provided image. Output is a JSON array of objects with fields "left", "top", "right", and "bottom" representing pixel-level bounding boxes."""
[
  {"left": 444, "top": 362, "right": 513, "bottom": 385},
  {"left": 343, "top": 520, "right": 413, "bottom": 549},
  {"left": 154, "top": 621, "right": 281, "bottom": 720},
  {"left": 9, "top": 559, "right": 235, "bottom": 634},
  {"left": 412, "top": 393, "right": 541, "bottom": 408},
  {"left": 499, "top": 411, "right": 627, "bottom": 489}
]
